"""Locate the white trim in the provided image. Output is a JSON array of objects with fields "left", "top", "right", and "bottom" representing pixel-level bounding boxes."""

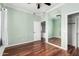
[
  {"left": 40, "top": 19, "right": 46, "bottom": 22},
  {"left": 66, "top": 10, "right": 79, "bottom": 16},
  {"left": 45, "top": 14, "right": 49, "bottom": 42},
  {"left": 41, "top": 20, "right": 45, "bottom": 23},
  {"left": 46, "top": 41, "right": 67, "bottom": 50},
  {"left": 7, "top": 40, "right": 36, "bottom": 47},
  {"left": 0, "top": 45, "right": 5, "bottom": 56},
  {"left": 33, "top": 39, "right": 41, "bottom": 41},
  {"left": 48, "top": 36, "right": 61, "bottom": 39},
  {"left": 66, "top": 10, "right": 79, "bottom": 50},
  {"left": 1, "top": 8, "right": 8, "bottom": 47},
  {"left": 46, "top": 4, "right": 65, "bottom": 13}
]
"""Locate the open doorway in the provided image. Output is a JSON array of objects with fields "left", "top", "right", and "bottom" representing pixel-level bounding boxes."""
[
  {"left": 68, "top": 13, "right": 79, "bottom": 55},
  {"left": 41, "top": 21, "right": 46, "bottom": 41},
  {"left": 34, "top": 21, "right": 46, "bottom": 42}
]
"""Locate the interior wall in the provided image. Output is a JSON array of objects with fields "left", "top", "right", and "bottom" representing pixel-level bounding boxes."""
[{"left": 6, "top": 7, "right": 39, "bottom": 47}]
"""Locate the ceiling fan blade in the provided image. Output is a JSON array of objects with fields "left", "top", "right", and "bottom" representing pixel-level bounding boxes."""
[
  {"left": 37, "top": 3, "right": 40, "bottom": 9},
  {"left": 44, "top": 3, "right": 51, "bottom": 6}
]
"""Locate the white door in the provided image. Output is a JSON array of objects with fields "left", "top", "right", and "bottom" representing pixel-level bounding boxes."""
[{"left": 34, "top": 21, "right": 41, "bottom": 41}]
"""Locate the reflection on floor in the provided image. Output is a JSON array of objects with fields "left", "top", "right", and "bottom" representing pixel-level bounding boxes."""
[
  {"left": 3, "top": 40, "right": 69, "bottom": 56},
  {"left": 48, "top": 37, "right": 61, "bottom": 46},
  {"left": 68, "top": 45, "right": 79, "bottom": 56}
]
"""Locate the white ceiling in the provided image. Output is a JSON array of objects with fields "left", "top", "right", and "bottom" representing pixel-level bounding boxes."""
[{"left": 5, "top": 3, "right": 62, "bottom": 14}]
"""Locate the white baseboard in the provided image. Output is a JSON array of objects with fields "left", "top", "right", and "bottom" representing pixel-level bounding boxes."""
[
  {"left": 48, "top": 36, "right": 61, "bottom": 39},
  {"left": 46, "top": 41, "right": 67, "bottom": 50},
  {"left": 7, "top": 39, "right": 42, "bottom": 47},
  {"left": 33, "top": 39, "right": 41, "bottom": 41},
  {"left": 0, "top": 45, "right": 6, "bottom": 56}
]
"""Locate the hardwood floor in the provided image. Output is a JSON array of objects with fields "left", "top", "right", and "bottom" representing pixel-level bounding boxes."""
[
  {"left": 3, "top": 40, "right": 79, "bottom": 56},
  {"left": 68, "top": 45, "right": 79, "bottom": 56},
  {"left": 48, "top": 37, "right": 61, "bottom": 46},
  {"left": 3, "top": 40, "right": 70, "bottom": 56},
  {"left": 48, "top": 38, "right": 79, "bottom": 56}
]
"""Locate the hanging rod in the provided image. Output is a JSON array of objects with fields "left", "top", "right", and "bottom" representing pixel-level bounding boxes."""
[{"left": 68, "top": 23, "right": 75, "bottom": 24}]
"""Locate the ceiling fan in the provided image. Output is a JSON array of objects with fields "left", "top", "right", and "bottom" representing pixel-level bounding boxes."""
[
  {"left": 36, "top": 3, "right": 51, "bottom": 9},
  {"left": 27, "top": 3, "right": 51, "bottom": 9}
]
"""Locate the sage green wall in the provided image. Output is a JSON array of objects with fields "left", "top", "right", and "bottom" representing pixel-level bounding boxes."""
[
  {"left": 53, "top": 17, "right": 61, "bottom": 37},
  {"left": 7, "top": 7, "right": 39, "bottom": 46},
  {"left": 48, "top": 15, "right": 61, "bottom": 38},
  {"left": 48, "top": 18, "right": 54, "bottom": 38}
]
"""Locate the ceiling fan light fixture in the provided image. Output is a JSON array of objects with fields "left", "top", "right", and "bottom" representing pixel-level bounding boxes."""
[
  {"left": 37, "top": 3, "right": 40, "bottom": 9},
  {"left": 44, "top": 3, "right": 51, "bottom": 6}
]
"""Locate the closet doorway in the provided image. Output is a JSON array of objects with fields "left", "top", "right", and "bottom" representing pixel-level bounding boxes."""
[{"left": 68, "top": 13, "right": 79, "bottom": 56}]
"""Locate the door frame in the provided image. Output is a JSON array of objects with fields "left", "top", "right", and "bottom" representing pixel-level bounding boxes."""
[
  {"left": 33, "top": 20, "right": 47, "bottom": 42},
  {"left": 66, "top": 10, "right": 79, "bottom": 50},
  {"left": 0, "top": 8, "right": 8, "bottom": 55},
  {"left": 41, "top": 20, "right": 46, "bottom": 41}
]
